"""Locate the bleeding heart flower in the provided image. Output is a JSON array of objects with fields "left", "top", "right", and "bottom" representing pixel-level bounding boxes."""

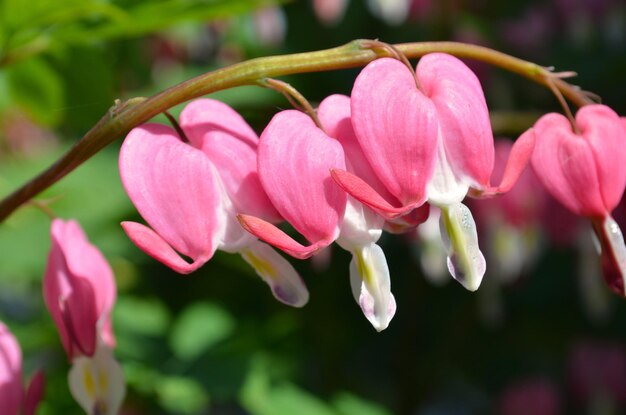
[
  {"left": 240, "top": 96, "right": 398, "bottom": 330},
  {"left": 331, "top": 54, "right": 534, "bottom": 291},
  {"left": 530, "top": 104, "right": 626, "bottom": 296},
  {"left": 238, "top": 109, "right": 347, "bottom": 259},
  {"left": 120, "top": 100, "right": 308, "bottom": 307},
  {"left": 44, "top": 219, "right": 116, "bottom": 359},
  {"left": 43, "top": 219, "right": 125, "bottom": 415}
]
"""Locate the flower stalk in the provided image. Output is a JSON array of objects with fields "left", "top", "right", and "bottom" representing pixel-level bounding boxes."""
[{"left": 0, "top": 40, "right": 593, "bottom": 223}]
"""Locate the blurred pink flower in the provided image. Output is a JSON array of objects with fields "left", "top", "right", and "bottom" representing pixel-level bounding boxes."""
[
  {"left": 312, "top": 0, "right": 349, "bottom": 25},
  {"left": 0, "top": 322, "right": 44, "bottom": 415},
  {"left": 498, "top": 378, "right": 561, "bottom": 415},
  {"left": 44, "top": 219, "right": 116, "bottom": 359},
  {"left": 568, "top": 341, "right": 626, "bottom": 406}
]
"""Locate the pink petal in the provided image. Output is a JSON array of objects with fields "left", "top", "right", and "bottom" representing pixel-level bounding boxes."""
[
  {"left": 257, "top": 110, "right": 346, "bottom": 247},
  {"left": 237, "top": 215, "right": 327, "bottom": 259},
  {"left": 351, "top": 58, "right": 439, "bottom": 207},
  {"left": 61, "top": 277, "right": 98, "bottom": 357},
  {"left": 531, "top": 113, "right": 604, "bottom": 217},
  {"left": 53, "top": 220, "right": 115, "bottom": 334},
  {"left": 180, "top": 99, "right": 281, "bottom": 222},
  {"left": 478, "top": 128, "right": 536, "bottom": 196},
  {"left": 417, "top": 53, "right": 494, "bottom": 188},
  {"left": 119, "top": 123, "right": 224, "bottom": 269},
  {"left": 23, "top": 370, "right": 45, "bottom": 415},
  {"left": 0, "top": 323, "right": 23, "bottom": 415},
  {"left": 121, "top": 222, "right": 209, "bottom": 273},
  {"left": 45, "top": 219, "right": 116, "bottom": 358},
  {"left": 383, "top": 203, "right": 431, "bottom": 234},
  {"left": 577, "top": 105, "right": 626, "bottom": 213},
  {"left": 319, "top": 94, "right": 401, "bottom": 203},
  {"left": 330, "top": 169, "right": 418, "bottom": 219}
]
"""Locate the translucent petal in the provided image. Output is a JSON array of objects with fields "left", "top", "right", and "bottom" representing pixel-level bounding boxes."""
[
  {"left": 592, "top": 215, "right": 626, "bottom": 296},
  {"left": 349, "top": 244, "right": 396, "bottom": 331},
  {"left": 336, "top": 196, "right": 384, "bottom": 252},
  {"left": 439, "top": 202, "right": 486, "bottom": 291},
  {"left": 240, "top": 240, "right": 309, "bottom": 307}
]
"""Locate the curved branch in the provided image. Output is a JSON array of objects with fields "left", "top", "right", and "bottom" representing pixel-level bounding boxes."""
[{"left": 0, "top": 40, "right": 593, "bottom": 222}]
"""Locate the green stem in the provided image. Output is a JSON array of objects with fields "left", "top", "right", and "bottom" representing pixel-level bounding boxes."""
[{"left": 0, "top": 40, "right": 593, "bottom": 222}]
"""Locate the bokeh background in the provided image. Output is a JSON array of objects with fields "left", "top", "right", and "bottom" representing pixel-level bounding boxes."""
[{"left": 1, "top": 0, "right": 626, "bottom": 414}]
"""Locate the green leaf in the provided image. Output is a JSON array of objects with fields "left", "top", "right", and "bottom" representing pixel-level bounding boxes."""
[
  {"left": 114, "top": 296, "right": 171, "bottom": 337},
  {"left": 156, "top": 375, "right": 210, "bottom": 415},
  {"left": 5, "top": 57, "right": 64, "bottom": 125},
  {"left": 333, "top": 392, "right": 394, "bottom": 415},
  {"left": 169, "top": 302, "right": 235, "bottom": 361},
  {"left": 241, "top": 359, "right": 337, "bottom": 415}
]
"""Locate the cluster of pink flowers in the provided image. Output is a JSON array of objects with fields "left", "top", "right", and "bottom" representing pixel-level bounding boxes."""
[{"left": 119, "top": 52, "right": 626, "bottom": 333}]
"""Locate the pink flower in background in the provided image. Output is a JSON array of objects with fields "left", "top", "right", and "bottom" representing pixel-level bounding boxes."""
[
  {"left": 312, "top": 0, "right": 349, "bottom": 25},
  {"left": 44, "top": 219, "right": 116, "bottom": 359},
  {"left": 568, "top": 341, "right": 626, "bottom": 407},
  {"left": 530, "top": 104, "right": 626, "bottom": 295},
  {"left": 252, "top": 6, "right": 287, "bottom": 47},
  {"left": 44, "top": 219, "right": 125, "bottom": 415},
  {"left": 0, "top": 322, "right": 23, "bottom": 415},
  {"left": 0, "top": 322, "right": 44, "bottom": 415},
  {"left": 121, "top": 100, "right": 308, "bottom": 307},
  {"left": 498, "top": 378, "right": 561, "bottom": 415}
]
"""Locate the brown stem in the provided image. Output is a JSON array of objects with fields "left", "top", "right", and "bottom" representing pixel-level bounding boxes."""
[
  {"left": 0, "top": 40, "right": 594, "bottom": 222},
  {"left": 262, "top": 78, "right": 323, "bottom": 131}
]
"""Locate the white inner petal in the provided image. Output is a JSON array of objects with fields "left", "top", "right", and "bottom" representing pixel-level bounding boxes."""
[
  {"left": 426, "top": 134, "right": 469, "bottom": 207},
  {"left": 337, "top": 196, "right": 384, "bottom": 251}
]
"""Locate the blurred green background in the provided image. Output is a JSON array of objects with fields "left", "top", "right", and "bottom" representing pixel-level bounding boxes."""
[{"left": 1, "top": 0, "right": 626, "bottom": 414}]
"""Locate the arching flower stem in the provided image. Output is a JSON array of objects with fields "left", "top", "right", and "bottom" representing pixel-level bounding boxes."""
[{"left": 0, "top": 40, "right": 594, "bottom": 223}]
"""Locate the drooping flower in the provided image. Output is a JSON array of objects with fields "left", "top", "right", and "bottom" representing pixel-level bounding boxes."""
[
  {"left": 44, "top": 219, "right": 125, "bottom": 415},
  {"left": 0, "top": 322, "right": 44, "bottom": 415},
  {"left": 239, "top": 95, "right": 397, "bottom": 330},
  {"left": 331, "top": 54, "right": 534, "bottom": 291},
  {"left": 530, "top": 104, "right": 626, "bottom": 295},
  {"left": 44, "top": 219, "right": 116, "bottom": 359},
  {"left": 120, "top": 99, "right": 308, "bottom": 307},
  {"left": 320, "top": 94, "right": 397, "bottom": 330}
]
